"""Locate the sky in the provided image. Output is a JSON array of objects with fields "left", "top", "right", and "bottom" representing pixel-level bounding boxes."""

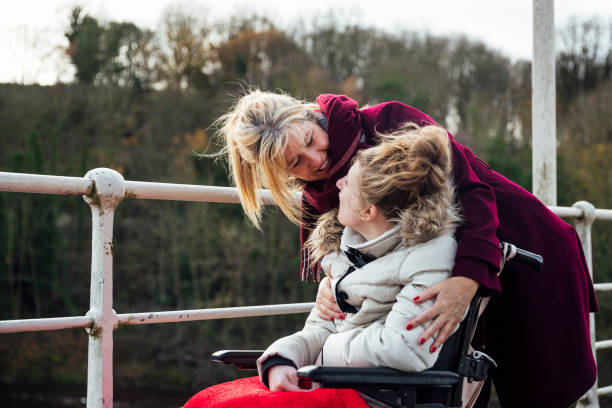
[{"left": 1, "top": 0, "right": 610, "bottom": 85}]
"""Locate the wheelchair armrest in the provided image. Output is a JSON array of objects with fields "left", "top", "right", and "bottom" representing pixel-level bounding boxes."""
[
  {"left": 296, "top": 365, "right": 460, "bottom": 388},
  {"left": 211, "top": 350, "right": 263, "bottom": 370}
]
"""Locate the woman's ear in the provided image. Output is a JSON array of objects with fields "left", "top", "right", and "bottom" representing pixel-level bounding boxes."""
[{"left": 360, "top": 204, "right": 379, "bottom": 222}]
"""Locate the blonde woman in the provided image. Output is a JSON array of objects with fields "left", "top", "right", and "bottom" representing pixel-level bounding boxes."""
[{"left": 211, "top": 90, "right": 596, "bottom": 407}]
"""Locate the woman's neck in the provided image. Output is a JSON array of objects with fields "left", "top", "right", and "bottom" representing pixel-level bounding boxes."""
[{"left": 355, "top": 218, "right": 394, "bottom": 242}]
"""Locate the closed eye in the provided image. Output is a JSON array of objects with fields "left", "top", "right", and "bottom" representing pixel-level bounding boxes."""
[
  {"left": 290, "top": 133, "right": 313, "bottom": 168},
  {"left": 305, "top": 132, "right": 314, "bottom": 147},
  {"left": 291, "top": 156, "right": 301, "bottom": 168}
]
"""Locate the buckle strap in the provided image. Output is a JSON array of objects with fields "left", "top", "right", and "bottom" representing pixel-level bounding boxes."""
[{"left": 458, "top": 351, "right": 497, "bottom": 382}]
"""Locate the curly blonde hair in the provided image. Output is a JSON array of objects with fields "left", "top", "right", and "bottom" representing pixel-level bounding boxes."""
[
  {"left": 306, "top": 123, "right": 461, "bottom": 263},
  {"left": 357, "top": 123, "right": 461, "bottom": 246},
  {"left": 215, "top": 89, "right": 319, "bottom": 228}
]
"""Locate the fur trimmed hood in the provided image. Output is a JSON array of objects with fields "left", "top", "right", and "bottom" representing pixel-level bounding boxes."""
[{"left": 305, "top": 180, "right": 461, "bottom": 265}]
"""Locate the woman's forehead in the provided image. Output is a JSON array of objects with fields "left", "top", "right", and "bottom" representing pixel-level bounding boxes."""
[
  {"left": 287, "top": 120, "right": 310, "bottom": 138},
  {"left": 347, "top": 162, "right": 361, "bottom": 181},
  {"left": 284, "top": 121, "right": 310, "bottom": 151},
  {"left": 282, "top": 130, "right": 302, "bottom": 167}
]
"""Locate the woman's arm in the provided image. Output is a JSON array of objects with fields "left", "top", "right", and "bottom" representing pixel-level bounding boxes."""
[{"left": 257, "top": 309, "right": 337, "bottom": 383}]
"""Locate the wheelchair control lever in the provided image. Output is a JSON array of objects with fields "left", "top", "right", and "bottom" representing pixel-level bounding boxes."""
[{"left": 499, "top": 242, "right": 543, "bottom": 271}]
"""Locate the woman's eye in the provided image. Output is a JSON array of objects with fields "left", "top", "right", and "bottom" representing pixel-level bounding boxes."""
[{"left": 306, "top": 134, "right": 314, "bottom": 147}]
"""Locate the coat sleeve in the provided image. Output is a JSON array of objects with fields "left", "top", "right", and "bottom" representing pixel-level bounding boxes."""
[
  {"left": 449, "top": 140, "right": 501, "bottom": 294},
  {"left": 320, "top": 236, "right": 456, "bottom": 371},
  {"left": 360, "top": 101, "right": 501, "bottom": 295},
  {"left": 256, "top": 308, "right": 337, "bottom": 380}
]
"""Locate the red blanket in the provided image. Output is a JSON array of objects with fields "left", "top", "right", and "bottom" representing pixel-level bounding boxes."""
[{"left": 183, "top": 376, "right": 369, "bottom": 408}]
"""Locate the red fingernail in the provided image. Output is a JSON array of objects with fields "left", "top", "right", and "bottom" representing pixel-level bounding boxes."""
[
  {"left": 330, "top": 318, "right": 334, "bottom": 321},
  {"left": 339, "top": 315, "right": 345, "bottom": 320},
  {"left": 419, "top": 338, "right": 425, "bottom": 345},
  {"left": 413, "top": 296, "right": 420, "bottom": 301},
  {"left": 430, "top": 345, "right": 437, "bottom": 353},
  {"left": 406, "top": 323, "right": 413, "bottom": 330}
]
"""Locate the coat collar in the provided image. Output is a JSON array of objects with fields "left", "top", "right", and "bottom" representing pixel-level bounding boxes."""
[{"left": 340, "top": 225, "right": 402, "bottom": 261}]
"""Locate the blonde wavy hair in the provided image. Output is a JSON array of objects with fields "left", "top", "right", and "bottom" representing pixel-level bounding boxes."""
[
  {"left": 306, "top": 123, "right": 461, "bottom": 264},
  {"left": 215, "top": 89, "right": 319, "bottom": 228}
]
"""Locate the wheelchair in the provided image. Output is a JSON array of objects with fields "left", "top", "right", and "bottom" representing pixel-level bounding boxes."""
[{"left": 212, "top": 243, "right": 542, "bottom": 408}]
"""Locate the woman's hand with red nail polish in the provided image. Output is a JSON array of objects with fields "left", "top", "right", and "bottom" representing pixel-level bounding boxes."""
[
  {"left": 315, "top": 277, "right": 344, "bottom": 321},
  {"left": 407, "top": 277, "right": 479, "bottom": 352}
]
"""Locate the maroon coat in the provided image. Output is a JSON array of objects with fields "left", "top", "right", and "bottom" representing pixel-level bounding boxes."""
[{"left": 300, "top": 95, "right": 598, "bottom": 407}]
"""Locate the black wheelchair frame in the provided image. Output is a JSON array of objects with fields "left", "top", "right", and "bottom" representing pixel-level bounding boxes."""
[{"left": 212, "top": 242, "right": 542, "bottom": 408}]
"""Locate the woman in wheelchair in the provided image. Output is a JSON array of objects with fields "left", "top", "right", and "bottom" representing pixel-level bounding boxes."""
[
  {"left": 186, "top": 124, "right": 463, "bottom": 408},
  {"left": 208, "top": 90, "right": 597, "bottom": 407},
  {"left": 261, "top": 124, "right": 460, "bottom": 394}
]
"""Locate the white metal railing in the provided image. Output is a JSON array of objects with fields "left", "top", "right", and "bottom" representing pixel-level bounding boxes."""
[
  {"left": 532, "top": 0, "right": 557, "bottom": 205},
  {"left": 0, "top": 169, "right": 610, "bottom": 407},
  {"left": 0, "top": 169, "right": 309, "bottom": 407}
]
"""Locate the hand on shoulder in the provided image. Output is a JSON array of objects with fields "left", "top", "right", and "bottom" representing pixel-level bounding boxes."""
[{"left": 406, "top": 277, "right": 479, "bottom": 352}]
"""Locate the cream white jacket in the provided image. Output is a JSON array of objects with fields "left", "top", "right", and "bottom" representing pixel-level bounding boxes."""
[{"left": 257, "top": 224, "right": 457, "bottom": 378}]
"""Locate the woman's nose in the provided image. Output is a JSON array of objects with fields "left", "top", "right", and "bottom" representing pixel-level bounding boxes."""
[{"left": 304, "top": 149, "right": 325, "bottom": 169}]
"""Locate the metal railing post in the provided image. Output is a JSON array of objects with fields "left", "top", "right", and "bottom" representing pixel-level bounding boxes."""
[
  {"left": 532, "top": 0, "right": 557, "bottom": 205},
  {"left": 574, "top": 201, "right": 599, "bottom": 408},
  {"left": 83, "top": 168, "right": 125, "bottom": 408}
]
